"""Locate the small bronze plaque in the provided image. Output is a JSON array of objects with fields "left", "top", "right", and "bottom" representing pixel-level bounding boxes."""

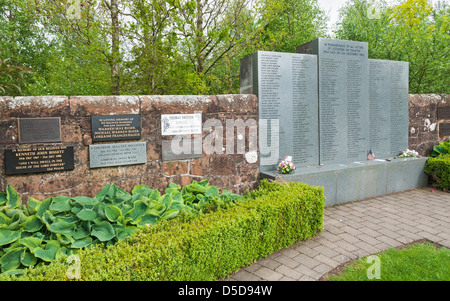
[
  {"left": 4, "top": 145, "right": 74, "bottom": 175},
  {"left": 18, "top": 118, "right": 61, "bottom": 144},
  {"left": 91, "top": 115, "right": 141, "bottom": 142}
]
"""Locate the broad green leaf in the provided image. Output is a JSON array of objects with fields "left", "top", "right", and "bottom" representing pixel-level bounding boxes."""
[
  {"left": 56, "top": 234, "right": 74, "bottom": 245},
  {"left": 0, "top": 192, "right": 6, "bottom": 206},
  {"left": 72, "top": 227, "right": 89, "bottom": 240},
  {"left": 0, "top": 212, "right": 10, "bottom": 225},
  {"left": 0, "top": 229, "right": 20, "bottom": 246},
  {"left": 49, "top": 220, "right": 76, "bottom": 235},
  {"left": 20, "top": 251, "right": 37, "bottom": 267},
  {"left": 115, "top": 226, "right": 137, "bottom": 240},
  {"left": 71, "top": 236, "right": 92, "bottom": 249},
  {"left": 71, "top": 196, "right": 98, "bottom": 207},
  {"left": 18, "top": 236, "right": 43, "bottom": 251},
  {"left": 94, "top": 202, "right": 106, "bottom": 219},
  {"left": 137, "top": 213, "right": 159, "bottom": 226},
  {"left": 0, "top": 248, "right": 24, "bottom": 271},
  {"left": 1, "top": 269, "right": 25, "bottom": 276},
  {"left": 205, "top": 186, "right": 219, "bottom": 197},
  {"left": 159, "top": 194, "right": 173, "bottom": 208},
  {"left": 125, "top": 200, "right": 148, "bottom": 221},
  {"left": 50, "top": 196, "right": 72, "bottom": 213},
  {"left": 91, "top": 221, "right": 115, "bottom": 242},
  {"left": 132, "top": 185, "right": 155, "bottom": 197},
  {"left": 161, "top": 209, "right": 179, "bottom": 220},
  {"left": 5, "top": 185, "right": 20, "bottom": 209},
  {"left": 171, "top": 191, "right": 184, "bottom": 203},
  {"left": 41, "top": 210, "right": 55, "bottom": 229},
  {"left": 105, "top": 205, "right": 121, "bottom": 222},
  {"left": 33, "top": 242, "right": 60, "bottom": 262},
  {"left": 168, "top": 182, "right": 181, "bottom": 190},
  {"left": 148, "top": 189, "right": 160, "bottom": 201},
  {"left": 19, "top": 216, "right": 43, "bottom": 233},
  {"left": 76, "top": 208, "right": 98, "bottom": 221},
  {"left": 71, "top": 205, "right": 82, "bottom": 214},
  {"left": 36, "top": 197, "right": 53, "bottom": 218},
  {"left": 148, "top": 201, "right": 166, "bottom": 215},
  {"left": 170, "top": 201, "right": 185, "bottom": 211},
  {"left": 3, "top": 213, "right": 22, "bottom": 230},
  {"left": 26, "top": 198, "right": 41, "bottom": 215},
  {"left": 95, "top": 184, "right": 111, "bottom": 199}
]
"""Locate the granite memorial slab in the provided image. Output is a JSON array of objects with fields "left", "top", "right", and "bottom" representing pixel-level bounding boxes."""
[
  {"left": 369, "top": 59, "right": 409, "bottom": 159},
  {"left": 240, "top": 51, "right": 319, "bottom": 171},
  {"left": 297, "top": 38, "right": 370, "bottom": 165},
  {"left": 91, "top": 115, "right": 141, "bottom": 142}
]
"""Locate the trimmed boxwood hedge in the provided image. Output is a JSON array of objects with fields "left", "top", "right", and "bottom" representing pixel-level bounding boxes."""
[
  {"left": 0, "top": 180, "right": 325, "bottom": 281},
  {"left": 425, "top": 154, "right": 450, "bottom": 190}
]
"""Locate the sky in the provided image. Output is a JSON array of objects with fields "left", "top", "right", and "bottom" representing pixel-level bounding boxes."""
[{"left": 317, "top": 0, "right": 349, "bottom": 36}]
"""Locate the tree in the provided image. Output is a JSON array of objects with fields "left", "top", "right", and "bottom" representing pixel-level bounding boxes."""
[
  {"left": 335, "top": 0, "right": 449, "bottom": 94},
  {"left": 0, "top": 58, "right": 31, "bottom": 95}
]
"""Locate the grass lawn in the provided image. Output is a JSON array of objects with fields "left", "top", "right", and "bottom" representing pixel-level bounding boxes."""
[{"left": 324, "top": 241, "right": 450, "bottom": 281}]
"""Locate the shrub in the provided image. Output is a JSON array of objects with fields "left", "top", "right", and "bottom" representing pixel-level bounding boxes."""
[
  {"left": 0, "top": 180, "right": 325, "bottom": 281},
  {"left": 425, "top": 154, "right": 450, "bottom": 190},
  {"left": 0, "top": 180, "right": 242, "bottom": 276}
]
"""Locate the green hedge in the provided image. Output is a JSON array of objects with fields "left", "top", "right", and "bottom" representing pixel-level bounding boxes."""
[
  {"left": 425, "top": 154, "right": 450, "bottom": 190},
  {"left": 0, "top": 180, "right": 325, "bottom": 281}
]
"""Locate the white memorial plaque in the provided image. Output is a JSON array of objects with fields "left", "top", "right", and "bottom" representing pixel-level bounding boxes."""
[{"left": 161, "top": 113, "right": 202, "bottom": 136}]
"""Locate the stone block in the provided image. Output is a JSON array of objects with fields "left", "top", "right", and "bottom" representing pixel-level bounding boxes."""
[{"left": 69, "top": 95, "right": 140, "bottom": 117}]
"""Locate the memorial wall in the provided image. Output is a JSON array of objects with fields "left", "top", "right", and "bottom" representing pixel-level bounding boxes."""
[
  {"left": 241, "top": 37, "right": 410, "bottom": 170},
  {"left": 0, "top": 95, "right": 259, "bottom": 201}
]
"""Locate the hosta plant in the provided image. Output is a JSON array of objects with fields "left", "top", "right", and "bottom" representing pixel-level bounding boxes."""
[{"left": 0, "top": 180, "right": 242, "bottom": 276}]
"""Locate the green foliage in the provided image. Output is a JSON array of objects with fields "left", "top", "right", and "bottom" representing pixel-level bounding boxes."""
[
  {"left": 0, "top": 180, "right": 325, "bottom": 281},
  {"left": 0, "top": 180, "right": 242, "bottom": 276},
  {"left": 430, "top": 140, "right": 450, "bottom": 157},
  {"left": 335, "top": 0, "right": 450, "bottom": 94},
  {"left": 0, "top": 58, "right": 31, "bottom": 96},
  {"left": 425, "top": 154, "right": 450, "bottom": 190},
  {"left": 327, "top": 242, "right": 450, "bottom": 281}
]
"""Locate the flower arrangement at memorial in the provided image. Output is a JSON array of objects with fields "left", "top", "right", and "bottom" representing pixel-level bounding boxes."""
[
  {"left": 277, "top": 156, "right": 296, "bottom": 174},
  {"left": 398, "top": 149, "right": 419, "bottom": 158}
]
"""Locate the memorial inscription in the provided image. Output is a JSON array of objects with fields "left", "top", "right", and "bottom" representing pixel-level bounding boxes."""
[
  {"left": 89, "top": 142, "right": 147, "bottom": 168},
  {"left": 161, "top": 113, "right": 202, "bottom": 136},
  {"left": 91, "top": 115, "right": 141, "bottom": 142},
  {"left": 5, "top": 145, "right": 74, "bottom": 175},
  {"left": 18, "top": 117, "right": 61, "bottom": 144},
  {"left": 368, "top": 59, "right": 409, "bottom": 158},
  {"left": 240, "top": 51, "right": 318, "bottom": 171},
  {"left": 297, "top": 38, "right": 369, "bottom": 165}
]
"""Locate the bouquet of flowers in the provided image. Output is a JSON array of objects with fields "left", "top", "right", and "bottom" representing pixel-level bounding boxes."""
[
  {"left": 397, "top": 149, "right": 419, "bottom": 158},
  {"left": 277, "top": 156, "right": 296, "bottom": 174}
]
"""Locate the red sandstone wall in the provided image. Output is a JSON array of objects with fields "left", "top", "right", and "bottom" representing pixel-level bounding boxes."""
[
  {"left": 409, "top": 94, "right": 450, "bottom": 156},
  {"left": 0, "top": 95, "right": 259, "bottom": 202}
]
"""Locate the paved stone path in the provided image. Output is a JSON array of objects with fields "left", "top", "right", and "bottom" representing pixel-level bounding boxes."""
[{"left": 226, "top": 187, "right": 450, "bottom": 281}]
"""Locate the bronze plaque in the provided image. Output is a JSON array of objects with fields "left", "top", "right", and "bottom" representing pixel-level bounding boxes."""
[
  {"left": 91, "top": 115, "right": 141, "bottom": 142},
  {"left": 4, "top": 145, "right": 74, "bottom": 175},
  {"left": 18, "top": 117, "right": 61, "bottom": 144}
]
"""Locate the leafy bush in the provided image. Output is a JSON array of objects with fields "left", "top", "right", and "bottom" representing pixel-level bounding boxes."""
[
  {"left": 424, "top": 154, "right": 450, "bottom": 190},
  {"left": 430, "top": 140, "right": 450, "bottom": 157},
  {"left": 0, "top": 180, "right": 242, "bottom": 276},
  {"left": 0, "top": 180, "right": 325, "bottom": 281}
]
